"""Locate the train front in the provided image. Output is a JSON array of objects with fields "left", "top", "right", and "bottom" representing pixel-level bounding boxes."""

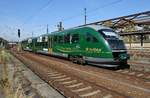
[{"left": 98, "top": 29, "right": 130, "bottom": 65}]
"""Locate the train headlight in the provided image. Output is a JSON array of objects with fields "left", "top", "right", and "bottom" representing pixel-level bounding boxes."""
[{"left": 119, "top": 53, "right": 128, "bottom": 60}]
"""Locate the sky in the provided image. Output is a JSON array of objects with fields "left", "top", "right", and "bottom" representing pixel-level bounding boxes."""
[{"left": 0, "top": 0, "right": 150, "bottom": 41}]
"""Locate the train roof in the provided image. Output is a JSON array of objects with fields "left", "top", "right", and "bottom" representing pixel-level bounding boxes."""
[
  {"left": 22, "top": 37, "right": 37, "bottom": 41},
  {"left": 85, "top": 25, "right": 111, "bottom": 31},
  {"left": 22, "top": 25, "right": 112, "bottom": 41},
  {"left": 51, "top": 24, "right": 111, "bottom": 34}
]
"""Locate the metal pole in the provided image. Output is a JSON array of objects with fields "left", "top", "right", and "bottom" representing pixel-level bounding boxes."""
[
  {"left": 47, "top": 24, "right": 49, "bottom": 34},
  {"left": 129, "top": 35, "right": 131, "bottom": 49},
  {"left": 140, "top": 34, "right": 143, "bottom": 49},
  {"left": 17, "top": 29, "right": 21, "bottom": 51},
  {"left": 84, "top": 8, "right": 87, "bottom": 25},
  {"left": 59, "top": 22, "right": 62, "bottom": 31},
  {"left": 32, "top": 32, "right": 34, "bottom": 51}
]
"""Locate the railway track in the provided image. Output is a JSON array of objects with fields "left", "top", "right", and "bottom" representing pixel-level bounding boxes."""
[
  {"left": 128, "top": 50, "right": 150, "bottom": 58},
  {"left": 12, "top": 52, "right": 126, "bottom": 98},
  {"left": 127, "top": 49, "right": 150, "bottom": 72},
  {"left": 27, "top": 51, "right": 150, "bottom": 82},
  {"left": 128, "top": 61, "right": 150, "bottom": 70},
  {"left": 115, "top": 69, "right": 150, "bottom": 81},
  {"left": 11, "top": 51, "right": 150, "bottom": 98}
]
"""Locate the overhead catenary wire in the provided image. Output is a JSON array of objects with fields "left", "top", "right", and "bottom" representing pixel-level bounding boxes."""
[
  {"left": 87, "top": 0, "right": 123, "bottom": 14},
  {"left": 23, "top": 0, "right": 123, "bottom": 38},
  {"left": 61, "top": 0, "right": 123, "bottom": 22},
  {"left": 23, "top": 0, "right": 123, "bottom": 28},
  {"left": 22, "top": 0, "right": 54, "bottom": 26},
  {"left": 20, "top": 0, "right": 54, "bottom": 39}
]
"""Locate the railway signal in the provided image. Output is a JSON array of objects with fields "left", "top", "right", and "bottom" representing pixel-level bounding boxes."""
[{"left": 18, "top": 29, "right": 20, "bottom": 38}]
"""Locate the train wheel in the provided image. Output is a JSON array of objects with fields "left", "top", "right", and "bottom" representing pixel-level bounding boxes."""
[
  {"left": 78, "top": 57, "right": 86, "bottom": 65},
  {"left": 68, "top": 55, "right": 72, "bottom": 61},
  {"left": 69, "top": 55, "right": 77, "bottom": 63}
]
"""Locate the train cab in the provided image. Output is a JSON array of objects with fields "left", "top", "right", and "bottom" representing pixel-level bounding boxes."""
[{"left": 98, "top": 28, "right": 129, "bottom": 64}]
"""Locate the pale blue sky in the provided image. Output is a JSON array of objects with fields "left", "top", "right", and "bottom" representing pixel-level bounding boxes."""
[{"left": 0, "top": 0, "right": 150, "bottom": 41}]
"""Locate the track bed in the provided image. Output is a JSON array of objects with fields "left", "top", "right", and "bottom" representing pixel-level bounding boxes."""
[{"left": 11, "top": 51, "right": 150, "bottom": 98}]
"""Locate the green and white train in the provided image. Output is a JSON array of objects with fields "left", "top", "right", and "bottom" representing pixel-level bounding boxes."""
[{"left": 22, "top": 25, "right": 130, "bottom": 67}]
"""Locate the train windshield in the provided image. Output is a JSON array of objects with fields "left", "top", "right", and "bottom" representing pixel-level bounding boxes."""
[
  {"left": 98, "top": 29, "right": 119, "bottom": 39},
  {"left": 98, "top": 29, "right": 126, "bottom": 50}
]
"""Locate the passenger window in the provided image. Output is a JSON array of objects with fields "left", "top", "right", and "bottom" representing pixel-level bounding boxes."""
[
  {"left": 42, "top": 37, "right": 45, "bottom": 42},
  {"left": 71, "top": 34, "right": 79, "bottom": 43},
  {"left": 86, "top": 33, "right": 91, "bottom": 42},
  {"left": 45, "top": 36, "right": 48, "bottom": 42},
  {"left": 64, "top": 34, "right": 70, "bottom": 43},
  {"left": 93, "top": 37, "right": 98, "bottom": 42},
  {"left": 28, "top": 39, "right": 32, "bottom": 43},
  {"left": 53, "top": 36, "right": 57, "bottom": 43},
  {"left": 86, "top": 37, "right": 91, "bottom": 42},
  {"left": 86, "top": 32, "right": 98, "bottom": 43}
]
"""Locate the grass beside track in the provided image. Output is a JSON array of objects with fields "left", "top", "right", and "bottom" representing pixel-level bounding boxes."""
[{"left": 0, "top": 49, "right": 36, "bottom": 98}]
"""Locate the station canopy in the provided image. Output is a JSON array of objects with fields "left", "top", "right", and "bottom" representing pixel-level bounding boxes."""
[{"left": 81, "top": 11, "right": 150, "bottom": 29}]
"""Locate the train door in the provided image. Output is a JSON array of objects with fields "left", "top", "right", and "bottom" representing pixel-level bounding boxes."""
[
  {"left": 69, "top": 32, "right": 81, "bottom": 55},
  {"left": 42, "top": 36, "right": 48, "bottom": 53},
  {"left": 48, "top": 36, "right": 53, "bottom": 54}
]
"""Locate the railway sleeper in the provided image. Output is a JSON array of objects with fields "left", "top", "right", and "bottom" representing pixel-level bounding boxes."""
[
  {"left": 15, "top": 52, "right": 126, "bottom": 98},
  {"left": 79, "top": 90, "right": 101, "bottom": 98}
]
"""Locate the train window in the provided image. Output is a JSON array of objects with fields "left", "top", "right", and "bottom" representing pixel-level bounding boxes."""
[
  {"left": 42, "top": 37, "right": 45, "bottom": 42},
  {"left": 49, "top": 37, "right": 52, "bottom": 48},
  {"left": 45, "top": 42, "right": 48, "bottom": 47},
  {"left": 86, "top": 37, "right": 91, "bottom": 42},
  {"left": 72, "top": 34, "right": 79, "bottom": 43},
  {"left": 53, "top": 36, "right": 57, "bottom": 43},
  {"left": 64, "top": 34, "right": 70, "bottom": 43},
  {"left": 40, "top": 37, "right": 42, "bottom": 42},
  {"left": 93, "top": 37, "right": 98, "bottom": 42},
  {"left": 28, "top": 39, "right": 32, "bottom": 43},
  {"left": 98, "top": 29, "right": 119, "bottom": 39},
  {"left": 86, "top": 32, "right": 98, "bottom": 43},
  {"left": 37, "top": 37, "right": 40, "bottom": 42},
  {"left": 58, "top": 36, "right": 64, "bottom": 43},
  {"left": 86, "top": 33, "right": 91, "bottom": 42},
  {"left": 45, "top": 36, "right": 48, "bottom": 42}
]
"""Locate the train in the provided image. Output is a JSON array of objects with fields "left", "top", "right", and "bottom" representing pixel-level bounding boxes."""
[{"left": 21, "top": 25, "right": 130, "bottom": 68}]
